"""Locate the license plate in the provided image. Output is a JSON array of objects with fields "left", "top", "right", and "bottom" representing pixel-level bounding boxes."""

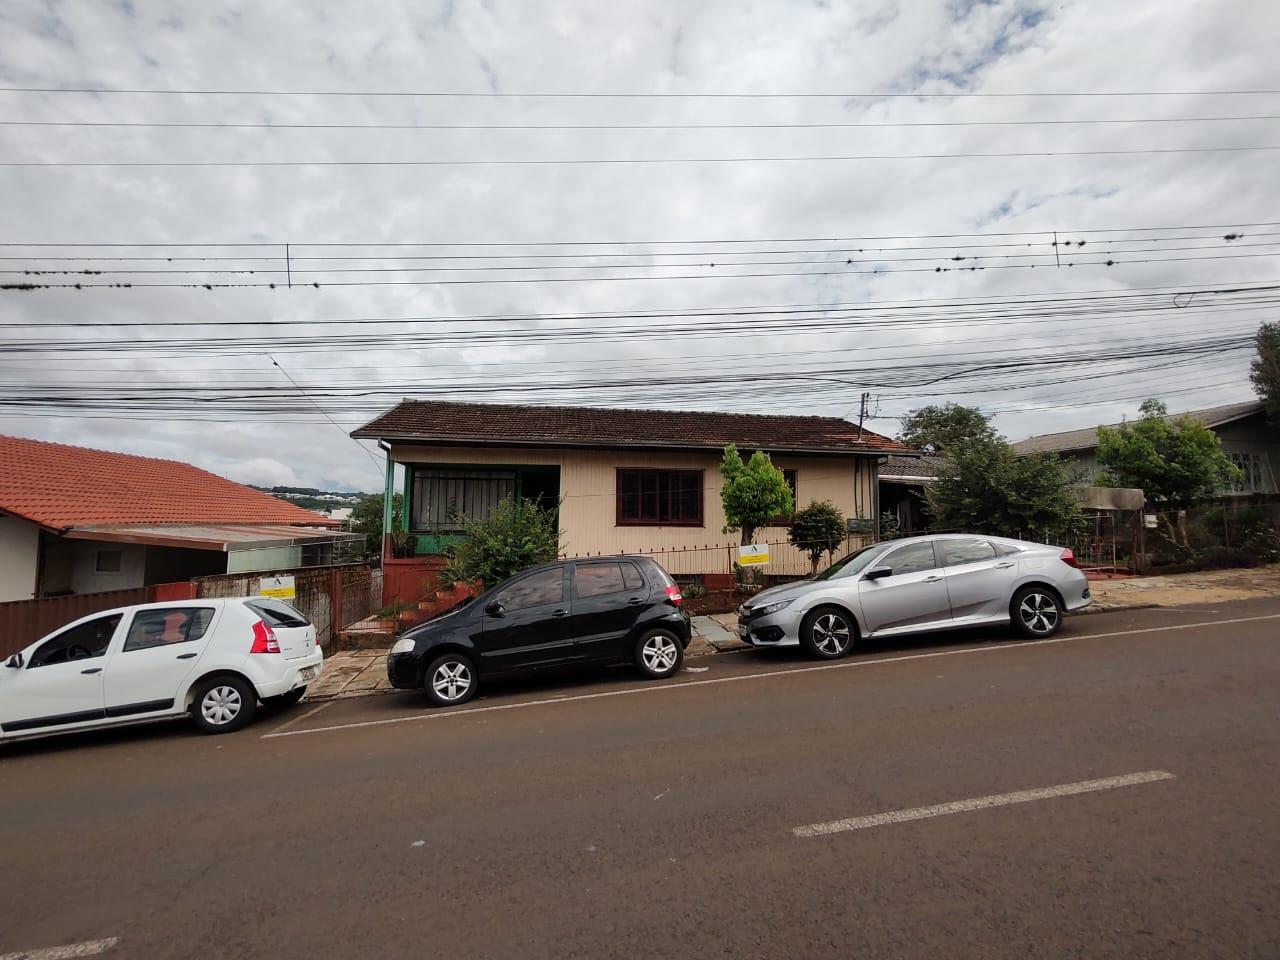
[
  {"left": 737, "top": 624, "right": 748, "bottom": 637},
  {"left": 299, "top": 666, "right": 318, "bottom": 681}
]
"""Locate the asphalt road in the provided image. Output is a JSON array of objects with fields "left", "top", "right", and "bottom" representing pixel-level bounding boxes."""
[{"left": 2, "top": 600, "right": 1278, "bottom": 960}]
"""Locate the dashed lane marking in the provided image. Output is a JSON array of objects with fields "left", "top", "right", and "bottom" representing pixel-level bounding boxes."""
[{"left": 793, "top": 770, "right": 1176, "bottom": 836}]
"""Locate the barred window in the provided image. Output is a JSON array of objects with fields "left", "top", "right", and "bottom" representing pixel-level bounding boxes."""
[{"left": 411, "top": 468, "right": 516, "bottom": 532}]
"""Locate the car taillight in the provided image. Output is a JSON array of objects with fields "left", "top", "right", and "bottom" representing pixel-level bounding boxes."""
[
  {"left": 250, "top": 619, "right": 280, "bottom": 654},
  {"left": 1060, "top": 548, "right": 1079, "bottom": 569},
  {"left": 664, "top": 584, "right": 683, "bottom": 606}
]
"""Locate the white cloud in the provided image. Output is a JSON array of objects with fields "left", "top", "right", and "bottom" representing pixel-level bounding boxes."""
[{"left": 0, "top": 0, "right": 1275, "bottom": 486}]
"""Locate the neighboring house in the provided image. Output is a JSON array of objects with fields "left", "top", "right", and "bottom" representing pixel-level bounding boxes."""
[
  {"left": 352, "top": 400, "right": 908, "bottom": 579},
  {"left": 879, "top": 454, "right": 946, "bottom": 534},
  {"left": 1010, "top": 400, "right": 1280, "bottom": 495},
  {"left": 0, "top": 435, "right": 355, "bottom": 603}
]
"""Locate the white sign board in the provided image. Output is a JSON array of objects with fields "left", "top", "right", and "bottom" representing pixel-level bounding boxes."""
[
  {"left": 257, "top": 575, "right": 296, "bottom": 600},
  {"left": 737, "top": 543, "right": 770, "bottom": 567}
]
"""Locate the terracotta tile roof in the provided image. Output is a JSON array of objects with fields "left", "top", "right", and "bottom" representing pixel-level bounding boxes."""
[
  {"left": 0, "top": 434, "right": 337, "bottom": 530},
  {"left": 352, "top": 400, "right": 907, "bottom": 455}
]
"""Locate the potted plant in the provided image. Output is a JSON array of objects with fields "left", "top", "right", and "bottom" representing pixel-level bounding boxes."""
[{"left": 390, "top": 529, "right": 417, "bottom": 559}]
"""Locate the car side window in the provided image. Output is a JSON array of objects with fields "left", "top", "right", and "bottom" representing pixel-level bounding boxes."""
[
  {"left": 621, "top": 562, "right": 645, "bottom": 591},
  {"left": 28, "top": 614, "right": 123, "bottom": 668},
  {"left": 941, "top": 539, "right": 998, "bottom": 566},
  {"left": 880, "top": 541, "right": 938, "bottom": 576},
  {"left": 498, "top": 567, "right": 565, "bottom": 611},
  {"left": 575, "top": 563, "right": 626, "bottom": 599},
  {"left": 124, "top": 608, "right": 216, "bottom": 652}
]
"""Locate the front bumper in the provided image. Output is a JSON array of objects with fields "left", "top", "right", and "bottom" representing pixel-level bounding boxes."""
[
  {"left": 736, "top": 606, "right": 804, "bottom": 647},
  {"left": 387, "top": 651, "right": 420, "bottom": 689}
]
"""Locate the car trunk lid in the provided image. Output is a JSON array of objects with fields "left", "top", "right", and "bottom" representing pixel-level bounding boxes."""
[{"left": 245, "top": 598, "right": 317, "bottom": 660}]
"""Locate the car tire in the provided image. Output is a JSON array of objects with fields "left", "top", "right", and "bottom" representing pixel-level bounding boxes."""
[
  {"left": 190, "top": 675, "right": 258, "bottom": 735},
  {"left": 265, "top": 687, "right": 306, "bottom": 709},
  {"left": 424, "top": 652, "right": 478, "bottom": 707},
  {"left": 635, "top": 629, "right": 684, "bottom": 679},
  {"left": 800, "top": 606, "right": 857, "bottom": 659},
  {"left": 1011, "top": 586, "right": 1064, "bottom": 639}
]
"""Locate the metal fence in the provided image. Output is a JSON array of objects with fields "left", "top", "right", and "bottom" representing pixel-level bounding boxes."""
[
  {"left": 193, "top": 564, "right": 382, "bottom": 648},
  {"left": 566, "top": 534, "right": 874, "bottom": 580}
]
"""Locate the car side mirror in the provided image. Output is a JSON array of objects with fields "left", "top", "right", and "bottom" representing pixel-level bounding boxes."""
[
  {"left": 864, "top": 567, "right": 893, "bottom": 581},
  {"left": 6, "top": 652, "right": 22, "bottom": 668},
  {"left": 484, "top": 601, "right": 506, "bottom": 619}
]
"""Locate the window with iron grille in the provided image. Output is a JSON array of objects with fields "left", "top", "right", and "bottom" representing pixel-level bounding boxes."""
[
  {"left": 616, "top": 469, "right": 704, "bottom": 526},
  {"left": 411, "top": 468, "right": 517, "bottom": 532}
]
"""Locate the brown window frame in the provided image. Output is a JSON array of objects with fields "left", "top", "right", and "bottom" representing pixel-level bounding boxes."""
[{"left": 615, "top": 468, "right": 705, "bottom": 527}]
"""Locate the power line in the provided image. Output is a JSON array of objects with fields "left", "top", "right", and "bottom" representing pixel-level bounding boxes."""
[
  {"left": 267, "top": 353, "right": 383, "bottom": 471},
  {"left": 7, "top": 145, "right": 1280, "bottom": 167},
  {"left": 4, "top": 221, "right": 1274, "bottom": 246},
  {"left": 6, "top": 115, "right": 1280, "bottom": 131},
  {"left": 4, "top": 85, "right": 1278, "bottom": 98}
]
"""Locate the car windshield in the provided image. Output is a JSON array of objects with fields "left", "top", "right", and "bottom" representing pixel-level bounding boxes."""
[{"left": 813, "top": 543, "right": 883, "bottom": 581}]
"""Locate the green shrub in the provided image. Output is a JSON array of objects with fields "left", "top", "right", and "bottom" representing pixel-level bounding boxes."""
[
  {"left": 438, "top": 497, "right": 562, "bottom": 588},
  {"left": 789, "top": 500, "right": 847, "bottom": 572}
]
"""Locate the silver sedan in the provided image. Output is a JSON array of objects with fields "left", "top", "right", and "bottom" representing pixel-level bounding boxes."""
[{"left": 737, "top": 534, "right": 1092, "bottom": 659}]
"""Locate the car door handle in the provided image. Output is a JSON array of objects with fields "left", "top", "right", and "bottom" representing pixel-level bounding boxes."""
[
  {"left": 81, "top": 667, "right": 102, "bottom": 675},
  {"left": 176, "top": 653, "right": 198, "bottom": 660},
  {"left": 552, "top": 609, "right": 569, "bottom": 618},
  {"left": 923, "top": 575, "right": 943, "bottom": 583},
  {"left": 996, "top": 562, "right": 1016, "bottom": 569},
  {"left": 627, "top": 597, "right": 643, "bottom": 605}
]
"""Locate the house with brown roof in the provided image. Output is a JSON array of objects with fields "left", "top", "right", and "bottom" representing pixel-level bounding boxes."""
[
  {"left": 1010, "top": 400, "right": 1279, "bottom": 495},
  {"left": 0, "top": 435, "right": 354, "bottom": 602},
  {"left": 351, "top": 400, "right": 908, "bottom": 580}
]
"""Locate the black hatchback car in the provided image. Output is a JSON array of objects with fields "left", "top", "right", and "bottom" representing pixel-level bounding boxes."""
[{"left": 387, "top": 555, "right": 692, "bottom": 706}]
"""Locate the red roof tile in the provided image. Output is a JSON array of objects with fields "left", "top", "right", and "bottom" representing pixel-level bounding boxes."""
[
  {"left": 0, "top": 434, "right": 336, "bottom": 530},
  {"left": 352, "top": 400, "right": 907, "bottom": 454}
]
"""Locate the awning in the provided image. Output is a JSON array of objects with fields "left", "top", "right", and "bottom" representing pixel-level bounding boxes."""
[{"left": 62, "top": 523, "right": 362, "bottom": 552}]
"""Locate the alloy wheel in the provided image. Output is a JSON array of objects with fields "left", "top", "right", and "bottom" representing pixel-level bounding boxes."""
[
  {"left": 1019, "top": 593, "right": 1060, "bottom": 634},
  {"left": 812, "top": 613, "right": 851, "bottom": 655},
  {"left": 431, "top": 661, "right": 473, "bottom": 702},
  {"left": 201, "top": 685, "right": 243, "bottom": 726},
  {"left": 641, "top": 634, "right": 679, "bottom": 673}
]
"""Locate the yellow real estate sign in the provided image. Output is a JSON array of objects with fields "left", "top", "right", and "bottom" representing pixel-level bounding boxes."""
[
  {"left": 257, "top": 575, "right": 296, "bottom": 600},
  {"left": 737, "top": 543, "right": 770, "bottom": 567}
]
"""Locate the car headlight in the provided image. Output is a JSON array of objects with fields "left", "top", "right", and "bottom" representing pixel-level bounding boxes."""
[
  {"left": 390, "top": 636, "right": 416, "bottom": 655},
  {"left": 754, "top": 598, "right": 794, "bottom": 617}
]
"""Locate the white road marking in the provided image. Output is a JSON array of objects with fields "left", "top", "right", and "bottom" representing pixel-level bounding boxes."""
[
  {"left": 0, "top": 938, "right": 120, "bottom": 960},
  {"left": 261, "top": 612, "right": 1280, "bottom": 740},
  {"left": 793, "top": 770, "right": 1176, "bottom": 837},
  {"left": 267, "top": 699, "right": 335, "bottom": 735}
]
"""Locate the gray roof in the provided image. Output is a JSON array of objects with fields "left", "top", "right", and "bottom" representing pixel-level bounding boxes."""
[
  {"left": 879, "top": 453, "right": 946, "bottom": 480},
  {"left": 1011, "top": 399, "right": 1264, "bottom": 455}
]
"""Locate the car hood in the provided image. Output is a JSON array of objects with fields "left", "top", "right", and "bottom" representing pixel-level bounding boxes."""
[
  {"left": 403, "top": 598, "right": 475, "bottom": 638},
  {"left": 744, "top": 579, "right": 827, "bottom": 609}
]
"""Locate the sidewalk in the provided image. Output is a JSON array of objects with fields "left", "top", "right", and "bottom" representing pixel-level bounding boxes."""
[{"left": 305, "top": 564, "right": 1280, "bottom": 702}]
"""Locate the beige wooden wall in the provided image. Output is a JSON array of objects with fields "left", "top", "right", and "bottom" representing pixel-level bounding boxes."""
[{"left": 391, "top": 444, "right": 878, "bottom": 575}]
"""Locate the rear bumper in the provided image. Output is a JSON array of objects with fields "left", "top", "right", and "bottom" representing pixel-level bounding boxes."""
[{"left": 247, "top": 647, "right": 325, "bottom": 698}]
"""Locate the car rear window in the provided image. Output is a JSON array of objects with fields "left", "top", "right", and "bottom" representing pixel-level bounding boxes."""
[{"left": 246, "top": 598, "right": 310, "bottom": 628}]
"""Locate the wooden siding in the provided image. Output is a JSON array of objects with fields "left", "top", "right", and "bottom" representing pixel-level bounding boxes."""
[{"left": 390, "top": 444, "right": 878, "bottom": 575}]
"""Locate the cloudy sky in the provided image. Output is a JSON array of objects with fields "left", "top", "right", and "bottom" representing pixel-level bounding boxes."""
[{"left": 1, "top": 0, "right": 1276, "bottom": 492}]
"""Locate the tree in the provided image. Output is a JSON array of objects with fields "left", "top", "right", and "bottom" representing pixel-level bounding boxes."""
[
  {"left": 899, "top": 403, "right": 997, "bottom": 453},
  {"left": 1097, "top": 399, "right": 1242, "bottom": 544},
  {"left": 351, "top": 492, "right": 403, "bottom": 555},
  {"left": 438, "top": 496, "right": 562, "bottom": 588},
  {"left": 1251, "top": 321, "right": 1280, "bottom": 421},
  {"left": 719, "top": 444, "right": 794, "bottom": 546},
  {"left": 789, "top": 501, "right": 847, "bottom": 573},
  {"left": 926, "top": 437, "right": 1083, "bottom": 541}
]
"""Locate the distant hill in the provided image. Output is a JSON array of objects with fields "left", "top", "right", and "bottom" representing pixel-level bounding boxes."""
[{"left": 252, "top": 485, "right": 370, "bottom": 512}]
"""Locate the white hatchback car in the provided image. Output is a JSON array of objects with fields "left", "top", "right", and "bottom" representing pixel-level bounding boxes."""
[{"left": 0, "top": 596, "right": 323, "bottom": 742}]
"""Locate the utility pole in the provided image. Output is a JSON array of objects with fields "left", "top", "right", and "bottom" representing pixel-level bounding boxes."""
[{"left": 856, "top": 392, "right": 869, "bottom": 440}]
